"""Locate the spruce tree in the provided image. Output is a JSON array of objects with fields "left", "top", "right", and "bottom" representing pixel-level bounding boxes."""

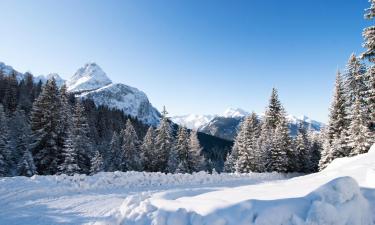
[
  {"left": 71, "top": 101, "right": 92, "bottom": 174},
  {"left": 17, "top": 149, "right": 36, "bottom": 177},
  {"left": 362, "top": 0, "right": 375, "bottom": 63},
  {"left": 294, "top": 123, "right": 310, "bottom": 173},
  {"left": 224, "top": 142, "right": 238, "bottom": 173},
  {"left": 320, "top": 71, "right": 349, "bottom": 169},
  {"left": 187, "top": 130, "right": 205, "bottom": 173},
  {"left": 171, "top": 127, "right": 189, "bottom": 173},
  {"left": 154, "top": 106, "right": 173, "bottom": 172},
  {"left": 361, "top": 0, "right": 375, "bottom": 137},
  {"left": 140, "top": 127, "right": 156, "bottom": 172},
  {"left": 0, "top": 104, "right": 10, "bottom": 176},
  {"left": 121, "top": 119, "right": 142, "bottom": 171},
  {"left": 58, "top": 130, "right": 80, "bottom": 175},
  {"left": 348, "top": 98, "right": 373, "bottom": 155},
  {"left": 269, "top": 113, "right": 289, "bottom": 173},
  {"left": 344, "top": 54, "right": 367, "bottom": 105},
  {"left": 235, "top": 112, "right": 260, "bottom": 173},
  {"left": 31, "top": 78, "right": 61, "bottom": 175},
  {"left": 108, "top": 131, "right": 121, "bottom": 172},
  {"left": 90, "top": 151, "right": 104, "bottom": 175}
]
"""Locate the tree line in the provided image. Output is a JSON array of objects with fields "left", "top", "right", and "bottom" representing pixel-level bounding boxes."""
[
  {"left": 224, "top": 88, "right": 322, "bottom": 174},
  {"left": 0, "top": 72, "right": 205, "bottom": 176},
  {"left": 319, "top": 0, "right": 375, "bottom": 169}
]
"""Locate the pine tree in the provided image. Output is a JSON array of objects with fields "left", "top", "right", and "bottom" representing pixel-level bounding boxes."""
[
  {"left": 269, "top": 113, "right": 289, "bottom": 173},
  {"left": 108, "top": 131, "right": 121, "bottom": 172},
  {"left": 362, "top": 0, "right": 375, "bottom": 63},
  {"left": 320, "top": 71, "right": 349, "bottom": 169},
  {"left": 187, "top": 130, "right": 205, "bottom": 173},
  {"left": 344, "top": 54, "right": 367, "bottom": 105},
  {"left": 308, "top": 131, "right": 322, "bottom": 173},
  {"left": 121, "top": 119, "right": 142, "bottom": 171},
  {"left": 57, "top": 84, "right": 72, "bottom": 166},
  {"left": 294, "top": 123, "right": 310, "bottom": 173},
  {"left": 90, "top": 151, "right": 104, "bottom": 175},
  {"left": 154, "top": 106, "right": 173, "bottom": 172},
  {"left": 348, "top": 98, "right": 373, "bottom": 155},
  {"left": 17, "top": 148, "right": 36, "bottom": 177},
  {"left": 0, "top": 104, "right": 10, "bottom": 176},
  {"left": 259, "top": 88, "right": 290, "bottom": 173},
  {"left": 361, "top": 0, "right": 375, "bottom": 138},
  {"left": 141, "top": 127, "right": 156, "bottom": 172},
  {"left": 31, "top": 78, "right": 61, "bottom": 175},
  {"left": 71, "top": 101, "right": 92, "bottom": 174},
  {"left": 235, "top": 112, "right": 260, "bottom": 173},
  {"left": 58, "top": 130, "right": 80, "bottom": 175},
  {"left": 171, "top": 127, "right": 189, "bottom": 173},
  {"left": 224, "top": 142, "right": 238, "bottom": 173}
]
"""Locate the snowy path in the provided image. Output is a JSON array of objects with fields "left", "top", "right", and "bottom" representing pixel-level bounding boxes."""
[
  {"left": 0, "top": 172, "right": 290, "bottom": 225},
  {"left": 1, "top": 146, "right": 375, "bottom": 225}
]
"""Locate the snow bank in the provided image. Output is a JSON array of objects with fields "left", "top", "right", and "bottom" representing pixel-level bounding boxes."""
[{"left": 115, "top": 177, "right": 373, "bottom": 225}]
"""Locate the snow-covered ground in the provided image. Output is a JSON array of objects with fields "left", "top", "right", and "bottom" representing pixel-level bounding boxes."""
[{"left": 1, "top": 145, "right": 375, "bottom": 225}]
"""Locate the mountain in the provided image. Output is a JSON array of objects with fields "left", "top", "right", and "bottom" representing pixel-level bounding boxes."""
[
  {"left": 65, "top": 63, "right": 160, "bottom": 125},
  {"left": 66, "top": 62, "right": 112, "bottom": 92},
  {"left": 0, "top": 61, "right": 161, "bottom": 125},
  {"left": 172, "top": 114, "right": 215, "bottom": 130},
  {"left": 172, "top": 108, "right": 324, "bottom": 141}
]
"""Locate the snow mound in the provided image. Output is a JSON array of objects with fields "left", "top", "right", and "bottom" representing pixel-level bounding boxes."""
[
  {"left": 66, "top": 62, "right": 112, "bottom": 92},
  {"left": 116, "top": 177, "right": 372, "bottom": 225}
]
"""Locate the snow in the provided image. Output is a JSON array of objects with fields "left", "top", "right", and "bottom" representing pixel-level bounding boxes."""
[
  {"left": 66, "top": 62, "right": 112, "bottom": 92},
  {"left": 171, "top": 114, "right": 215, "bottom": 130},
  {"left": 172, "top": 108, "right": 324, "bottom": 134},
  {"left": 1, "top": 145, "right": 375, "bottom": 225},
  {"left": 77, "top": 83, "right": 160, "bottom": 125},
  {"left": 222, "top": 107, "right": 250, "bottom": 118}
]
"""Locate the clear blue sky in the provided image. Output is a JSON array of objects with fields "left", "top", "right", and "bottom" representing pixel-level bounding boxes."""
[{"left": 0, "top": 0, "right": 370, "bottom": 122}]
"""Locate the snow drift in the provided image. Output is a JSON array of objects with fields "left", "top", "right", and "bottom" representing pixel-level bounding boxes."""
[{"left": 0, "top": 145, "right": 375, "bottom": 225}]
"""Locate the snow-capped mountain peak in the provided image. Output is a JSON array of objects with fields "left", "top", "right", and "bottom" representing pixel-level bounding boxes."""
[
  {"left": 222, "top": 107, "right": 249, "bottom": 118},
  {"left": 172, "top": 114, "right": 215, "bottom": 130},
  {"left": 66, "top": 62, "right": 112, "bottom": 92}
]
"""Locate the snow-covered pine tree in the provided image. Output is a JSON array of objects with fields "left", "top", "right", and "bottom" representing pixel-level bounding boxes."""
[
  {"left": 319, "top": 71, "right": 349, "bottom": 170},
  {"left": 187, "top": 130, "right": 205, "bottom": 173},
  {"left": 259, "top": 88, "right": 290, "bottom": 173},
  {"left": 0, "top": 104, "right": 10, "bottom": 176},
  {"left": 362, "top": 0, "right": 375, "bottom": 63},
  {"left": 107, "top": 131, "right": 121, "bottom": 172},
  {"left": 31, "top": 78, "right": 61, "bottom": 175},
  {"left": 58, "top": 130, "right": 80, "bottom": 175},
  {"left": 235, "top": 112, "right": 260, "bottom": 173},
  {"left": 269, "top": 110, "right": 290, "bottom": 173},
  {"left": 11, "top": 110, "right": 36, "bottom": 176},
  {"left": 121, "top": 119, "right": 142, "bottom": 171},
  {"left": 169, "top": 127, "right": 189, "bottom": 173},
  {"left": 224, "top": 141, "right": 239, "bottom": 173},
  {"left": 17, "top": 148, "right": 36, "bottom": 177},
  {"left": 71, "top": 101, "right": 92, "bottom": 174},
  {"left": 154, "top": 106, "right": 173, "bottom": 172},
  {"left": 57, "top": 84, "right": 72, "bottom": 167},
  {"left": 90, "top": 151, "right": 104, "bottom": 175},
  {"left": 294, "top": 123, "right": 311, "bottom": 173},
  {"left": 140, "top": 127, "right": 155, "bottom": 172},
  {"left": 361, "top": 0, "right": 375, "bottom": 138},
  {"left": 348, "top": 98, "right": 373, "bottom": 155},
  {"left": 308, "top": 131, "right": 322, "bottom": 173},
  {"left": 344, "top": 54, "right": 367, "bottom": 105}
]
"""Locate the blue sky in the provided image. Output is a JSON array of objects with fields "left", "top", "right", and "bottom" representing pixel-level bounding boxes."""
[{"left": 0, "top": 0, "right": 370, "bottom": 122}]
